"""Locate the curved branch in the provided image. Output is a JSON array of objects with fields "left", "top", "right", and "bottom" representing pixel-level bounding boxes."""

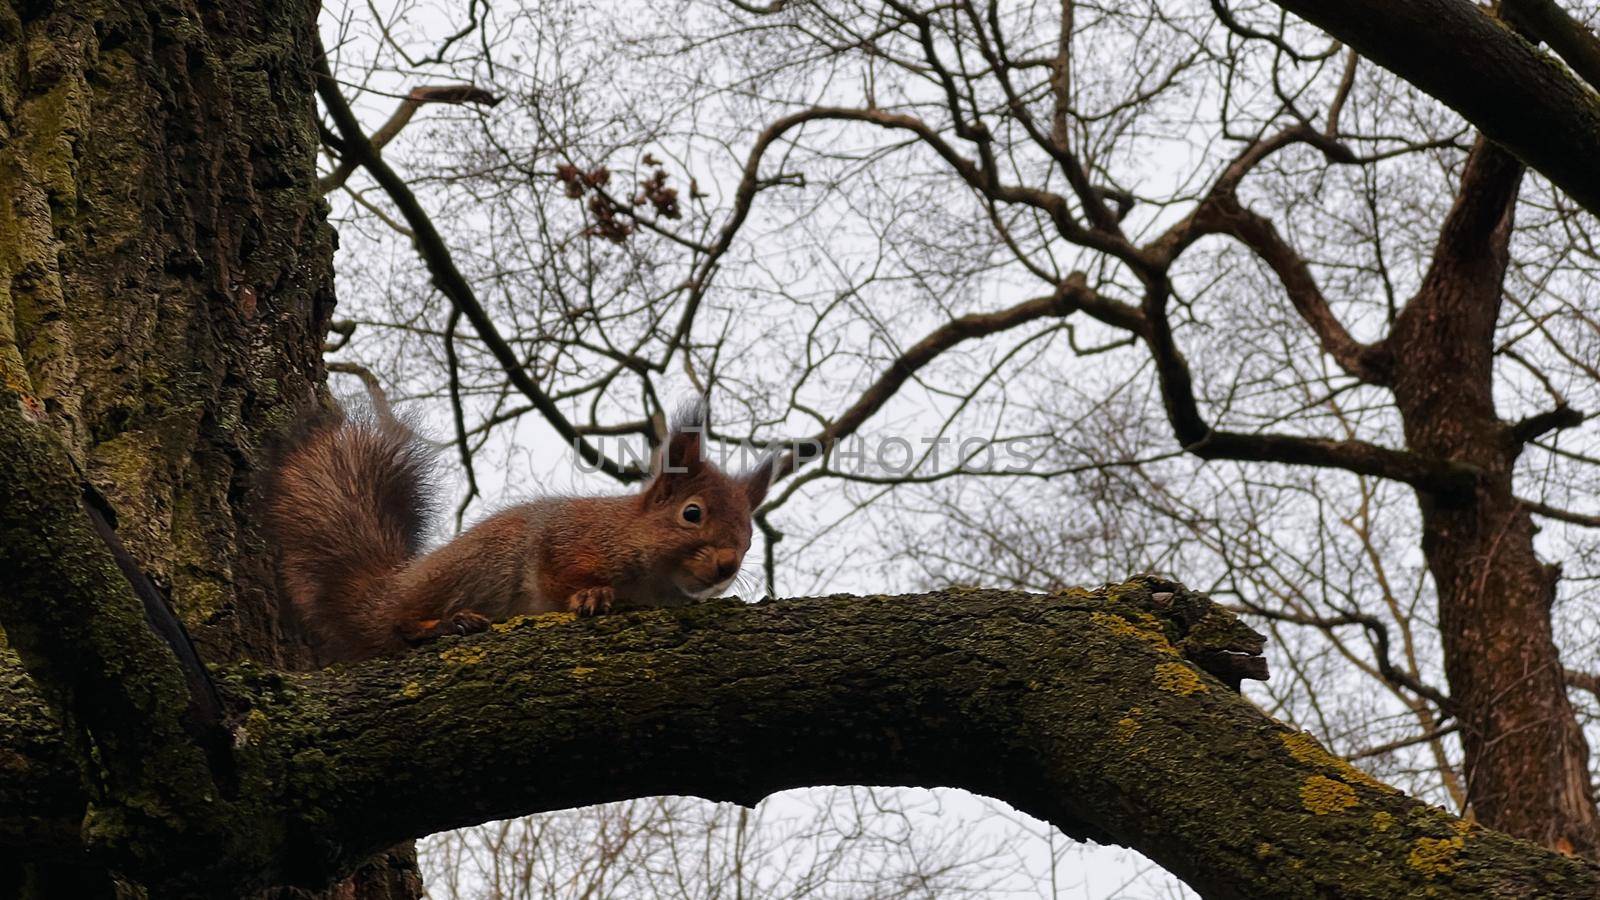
[
  {"left": 1231, "top": 600, "right": 1454, "bottom": 713},
  {"left": 713, "top": 107, "right": 1148, "bottom": 279},
  {"left": 1138, "top": 283, "right": 1478, "bottom": 495},
  {"left": 1193, "top": 195, "right": 1392, "bottom": 384},
  {"left": 1149, "top": 125, "right": 1392, "bottom": 385},
  {"left": 771, "top": 274, "right": 1142, "bottom": 480},
  {"left": 1209, "top": 0, "right": 1339, "bottom": 62},
  {"left": 3, "top": 579, "right": 1594, "bottom": 897}
]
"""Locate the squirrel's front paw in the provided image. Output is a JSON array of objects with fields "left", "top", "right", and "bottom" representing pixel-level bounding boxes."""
[
  {"left": 399, "top": 610, "right": 492, "bottom": 645},
  {"left": 568, "top": 587, "right": 614, "bottom": 617},
  {"left": 444, "top": 610, "right": 492, "bottom": 635}
]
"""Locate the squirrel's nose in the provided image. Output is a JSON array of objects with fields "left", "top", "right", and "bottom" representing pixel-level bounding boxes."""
[{"left": 714, "top": 550, "right": 740, "bottom": 581}]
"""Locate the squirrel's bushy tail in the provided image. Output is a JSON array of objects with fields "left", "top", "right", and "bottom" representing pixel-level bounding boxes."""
[{"left": 267, "top": 408, "right": 435, "bottom": 660}]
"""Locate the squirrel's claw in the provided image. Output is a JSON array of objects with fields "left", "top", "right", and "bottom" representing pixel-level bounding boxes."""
[
  {"left": 449, "top": 610, "right": 492, "bottom": 635},
  {"left": 398, "top": 610, "right": 492, "bottom": 645},
  {"left": 569, "top": 587, "right": 614, "bottom": 617}
]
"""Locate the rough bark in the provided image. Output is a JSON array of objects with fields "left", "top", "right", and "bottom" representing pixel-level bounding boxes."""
[
  {"left": 1388, "top": 138, "right": 1600, "bottom": 857},
  {"left": 0, "top": 0, "right": 420, "bottom": 895},
  {"left": 1, "top": 579, "right": 1596, "bottom": 898},
  {"left": 0, "top": 0, "right": 330, "bottom": 660},
  {"left": 0, "top": 0, "right": 1595, "bottom": 894}
]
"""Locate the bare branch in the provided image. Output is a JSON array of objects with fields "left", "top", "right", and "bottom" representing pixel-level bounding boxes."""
[
  {"left": 1523, "top": 499, "right": 1600, "bottom": 528},
  {"left": 773, "top": 274, "right": 1140, "bottom": 480},
  {"left": 319, "top": 84, "right": 501, "bottom": 195},
  {"left": 313, "top": 43, "right": 642, "bottom": 482}
]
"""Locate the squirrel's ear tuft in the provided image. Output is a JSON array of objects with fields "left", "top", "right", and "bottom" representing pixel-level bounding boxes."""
[
  {"left": 671, "top": 396, "right": 709, "bottom": 434},
  {"left": 743, "top": 452, "right": 777, "bottom": 509},
  {"left": 652, "top": 398, "right": 708, "bottom": 481}
]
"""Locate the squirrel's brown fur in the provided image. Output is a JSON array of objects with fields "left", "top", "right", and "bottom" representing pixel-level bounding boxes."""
[{"left": 268, "top": 400, "right": 772, "bottom": 662}]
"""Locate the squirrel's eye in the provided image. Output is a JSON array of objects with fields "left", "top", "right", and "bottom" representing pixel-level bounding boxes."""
[{"left": 681, "top": 503, "right": 703, "bottom": 524}]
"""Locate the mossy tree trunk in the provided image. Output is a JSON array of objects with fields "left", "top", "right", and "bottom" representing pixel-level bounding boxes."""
[
  {"left": 0, "top": 0, "right": 329, "bottom": 661},
  {"left": 0, "top": 0, "right": 419, "bottom": 895}
]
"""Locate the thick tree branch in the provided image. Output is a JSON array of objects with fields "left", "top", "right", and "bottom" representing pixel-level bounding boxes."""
[
  {"left": 1501, "top": 0, "right": 1600, "bottom": 93},
  {"left": 1181, "top": 430, "right": 1480, "bottom": 495},
  {"left": 3, "top": 580, "right": 1595, "bottom": 897},
  {"left": 1263, "top": 0, "right": 1600, "bottom": 215},
  {"left": 1509, "top": 403, "right": 1585, "bottom": 445}
]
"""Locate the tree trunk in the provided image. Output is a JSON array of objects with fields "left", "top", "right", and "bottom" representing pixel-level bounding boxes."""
[
  {"left": 0, "top": 0, "right": 329, "bottom": 659},
  {"left": 1390, "top": 138, "right": 1600, "bottom": 856},
  {"left": 0, "top": 0, "right": 419, "bottom": 894}
]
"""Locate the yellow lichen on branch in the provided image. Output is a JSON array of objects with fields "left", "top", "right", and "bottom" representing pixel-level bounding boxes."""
[
  {"left": 1091, "top": 610, "right": 1182, "bottom": 657},
  {"left": 1409, "top": 821, "right": 1472, "bottom": 877},
  {"left": 1280, "top": 730, "right": 1394, "bottom": 792},
  {"left": 1301, "top": 775, "right": 1359, "bottom": 814},
  {"left": 1153, "top": 661, "right": 1208, "bottom": 695}
]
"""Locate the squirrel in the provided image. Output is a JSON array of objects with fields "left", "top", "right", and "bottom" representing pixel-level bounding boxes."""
[{"left": 267, "top": 397, "right": 774, "bottom": 662}]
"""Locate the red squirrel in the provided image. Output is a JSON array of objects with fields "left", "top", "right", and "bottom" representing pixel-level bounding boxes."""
[{"left": 268, "top": 398, "right": 773, "bottom": 662}]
